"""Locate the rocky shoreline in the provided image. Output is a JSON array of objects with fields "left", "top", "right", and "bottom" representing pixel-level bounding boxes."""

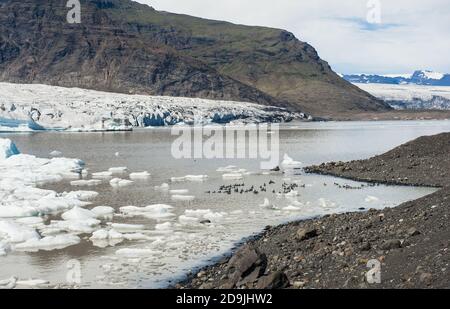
[{"left": 176, "top": 133, "right": 450, "bottom": 289}]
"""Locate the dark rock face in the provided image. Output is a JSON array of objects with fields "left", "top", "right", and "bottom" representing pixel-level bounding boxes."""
[{"left": 0, "top": 0, "right": 390, "bottom": 118}]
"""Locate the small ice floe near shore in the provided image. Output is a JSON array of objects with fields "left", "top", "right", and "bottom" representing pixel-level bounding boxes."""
[
  {"left": 171, "top": 195, "right": 196, "bottom": 202},
  {"left": 119, "top": 204, "right": 175, "bottom": 220},
  {"left": 14, "top": 234, "right": 81, "bottom": 252},
  {"left": 281, "top": 154, "right": 302, "bottom": 169},
  {"left": 259, "top": 198, "right": 277, "bottom": 210},
  {"left": 154, "top": 183, "right": 170, "bottom": 191},
  {"left": 178, "top": 209, "right": 227, "bottom": 226},
  {"left": 129, "top": 171, "right": 151, "bottom": 180},
  {"left": 170, "top": 175, "right": 208, "bottom": 182},
  {"left": 16, "top": 279, "right": 50, "bottom": 288},
  {"left": 70, "top": 179, "right": 102, "bottom": 187},
  {"left": 49, "top": 150, "right": 62, "bottom": 157},
  {"left": 110, "top": 178, "right": 134, "bottom": 188},
  {"left": 169, "top": 189, "right": 189, "bottom": 195},
  {"left": 365, "top": 195, "right": 380, "bottom": 203},
  {"left": 222, "top": 173, "right": 244, "bottom": 180},
  {"left": 92, "top": 171, "right": 113, "bottom": 179},
  {"left": 108, "top": 167, "right": 128, "bottom": 174}
]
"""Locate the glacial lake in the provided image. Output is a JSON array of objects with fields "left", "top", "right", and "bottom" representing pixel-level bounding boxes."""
[{"left": 1, "top": 120, "right": 449, "bottom": 288}]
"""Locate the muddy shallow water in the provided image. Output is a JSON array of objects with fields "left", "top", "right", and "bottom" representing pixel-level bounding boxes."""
[{"left": 1, "top": 120, "right": 449, "bottom": 288}]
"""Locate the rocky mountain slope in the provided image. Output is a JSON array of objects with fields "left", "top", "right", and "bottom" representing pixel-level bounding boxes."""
[{"left": 0, "top": 0, "right": 389, "bottom": 118}]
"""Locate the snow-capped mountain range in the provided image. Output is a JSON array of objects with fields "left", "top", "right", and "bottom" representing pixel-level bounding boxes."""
[{"left": 343, "top": 70, "right": 450, "bottom": 86}]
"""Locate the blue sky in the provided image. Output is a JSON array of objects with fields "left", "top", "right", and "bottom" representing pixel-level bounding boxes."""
[{"left": 136, "top": 0, "right": 450, "bottom": 75}]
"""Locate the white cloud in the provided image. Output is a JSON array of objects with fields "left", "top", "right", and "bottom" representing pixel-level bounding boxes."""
[{"left": 136, "top": 0, "right": 450, "bottom": 74}]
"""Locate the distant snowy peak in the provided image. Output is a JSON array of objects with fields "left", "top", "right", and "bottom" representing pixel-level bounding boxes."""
[{"left": 343, "top": 70, "right": 450, "bottom": 86}]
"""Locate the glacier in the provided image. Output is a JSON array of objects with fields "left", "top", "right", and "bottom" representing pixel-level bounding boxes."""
[
  {"left": 0, "top": 82, "right": 307, "bottom": 132},
  {"left": 354, "top": 83, "right": 450, "bottom": 110}
]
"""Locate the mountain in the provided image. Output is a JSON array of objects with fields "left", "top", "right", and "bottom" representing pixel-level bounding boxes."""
[
  {"left": 0, "top": 0, "right": 389, "bottom": 118},
  {"left": 343, "top": 70, "right": 450, "bottom": 86}
]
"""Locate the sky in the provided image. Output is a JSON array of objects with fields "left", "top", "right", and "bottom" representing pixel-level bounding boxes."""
[{"left": 135, "top": 0, "right": 450, "bottom": 75}]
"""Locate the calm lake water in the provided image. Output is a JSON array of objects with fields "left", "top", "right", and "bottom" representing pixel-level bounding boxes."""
[{"left": 1, "top": 120, "right": 449, "bottom": 288}]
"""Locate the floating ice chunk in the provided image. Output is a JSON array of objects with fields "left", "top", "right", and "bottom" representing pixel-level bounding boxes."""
[
  {"left": 365, "top": 196, "right": 380, "bottom": 203},
  {"left": 0, "top": 241, "right": 11, "bottom": 256},
  {"left": 62, "top": 207, "right": 97, "bottom": 221},
  {"left": 90, "top": 229, "right": 124, "bottom": 240},
  {"left": 70, "top": 179, "right": 102, "bottom": 187},
  {"left": 171, "top": 176, "right": 186, "bottom": 182},
  {"left": 0, "top": 138, "right": 20, "bottom": 160},
  {"left": 184, "top": 175, "right": 208, "bottom": 182},
  {"left": 259, "top": 198, "right": 276, "bottom": 210},
  {"left": 129, "top": 171, "right": 151, "bottom": 180},
  {"left": 110, "top": 223, "right": 145, "bottom": 233},
  {"left": 108, "top": 167, "right": 128, "bottom": 174},
  {"left": 281, "top": 154, "right": 302, "bottom": 169},
  {"left": 0, "top": 220, "right": 40, "bottom": 243},
  {"left": 91, "top": 206, "right": 115, "bottom": 218},
  {"left": 155, "top": 183, "right": 170, "bottom": 191},
  {"left": 119, "top": 204, "right": 174, "bottom": 219},
  {"left": 15, "top": 234, "right": 81, "bottom": 252},
  {"left": 115, "top": 248, "right": 157, "bottom": 258},
  {"left": 16, "top": 279, "right": 50, "bottom": 287},
  {"left": 92, "top": 171, "right": 113, "bottom": 179},
  {"left": 109, "top": 178, "right": 134, "bottom": 187},
  {"left": 15, "top": 217, "right": 44, "bottom": 228},
  {"left": 123, "top": 233, "right": 151, "bottom": 241},
  {"left": 222, "top": 173, "right": 243, "bottom": 180},
  {"left": 49, "top": 150, "right": 62, "bottom": 157},
  {"left": 216, "top": 166, "right": 237, "bottom": 172},
  {"left": 170, "top": 189, "right": 189, "bottom": 195},
  {"left": 285, "top": 190, "right": 299, "bottom": 197},
  {"left": 183, "top": 209, "right": 226, "bottom": 223},
  {"left": 178, "top": 215, "right": 200, "bottom": 225},
  {"left": 155, "top": 222, "right": 172, "bottom": 231},
  {"left": 0, "top": 206, "right": 39, "bottom": 218},
  {"left": 115, "top": 152, "right": 120, "bottom": 157},
  {"left": 0, "top": 277, "right": 17, "bottom": 289},
  {"left": 318, "top": 198, "right": 337, "bottom": 209},
  {"left": 282, "top": 206, "right": 302, "bottom": 211},
  {"left": 63, "top": 191, "right": 98, "bottom": 201},
  {"left": 171, "top": 195, "right": 195, "bottom": 202}
]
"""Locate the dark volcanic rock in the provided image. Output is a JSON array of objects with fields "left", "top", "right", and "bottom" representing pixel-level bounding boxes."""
[{"left": 177, "top": 134, "right": 450, "bottom": 289}]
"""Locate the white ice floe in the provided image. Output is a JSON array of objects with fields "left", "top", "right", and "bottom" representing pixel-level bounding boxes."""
[
  {"left": 16, "top": 279, "right": 50, "bottom": 287},
  {"left": 155, "top": 222, "right": 172, "bottom": 231},
  {"left": 184, "top": 175, "right": 208, "bottom": 182},
  {"left": 154, "top": 183, "right": 170, "bottom": 191},
  {"left": 222, "top": 173, "right": 244, "bottom": 180},
  {"left": 91, "top": 206, "right": 115, "bottom": 218},
  {"left": 281, "top": 154, "right": 302, "bottom": 169},
  {"left": 110, "top": 223, "right": 145, "bottom": 233},
  {"left": 0, "top": 220, "right": 40, "bottom": 243},
  {"left": 15, "top": 217, "right": 45, "bottom": 228},
  {"left": 0, "top": 138, "right": 20, "bottom": 160},
  {"left": 62, "top": 191, "right": 98, "bottom": 201},
  {"left": 179, "top": 209, "right": 226, "bottom": 225},
  {"left": 282, "top": 206, "right": 302, "bottom": 211},
  {"left": 108, "top": 167, "right": 128, "bottom": 174},
  {"left": 92, "top": 171, "right": 113, "bottom": 179},
  {"left": 70, "top": 179, "right": 102, "bottom": 187},
  {"left": 15, "top": 234, "right": 81, "bottom": 252},
  {"left": 259, "top": 198, "right": 276, "bottom": 210},
  {"left": 119, "top": 204, "right": 175, "bottom": 220},
  {"left": 129, "top": 171, "right": 151, "bottom": 180},
  {"left": 171, "top": 195, "right": 196, "bottom": 202},
  {"left": 169, "top": 189, "right": 189, "bottom": 195},
  {"left": 49, "top": 150, "right": 62, "bottom": 157},
  {"left": 62, "top": 207, "right": 97, "bottom": 221},
  {"left": 90, "top": 229, "right": 124, "bottom": 240},
  {"left": 115, "top": 248, "right": 158, "bottom": 258},
  {"left": 217, "top": 165, "right": 237, "bottom": 173},
  {"left": 0, "top": 277, "right": 17, "bottom": 289},
  {"left": 0, "top": 241, "right": 11, "bottom": 256},
  {"left": 365, "top": 196, "right": 380, "bottom": 203},
  {"left": 109, "top": 178, "right": 134, "bottom": 188},
  {"left": 318, "top": 198, "right": 337, "bottom": 209}
]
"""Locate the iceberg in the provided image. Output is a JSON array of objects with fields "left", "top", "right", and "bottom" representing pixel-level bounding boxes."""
[{"left": 0, "top": 138, "right": 20, "bottom": 160}]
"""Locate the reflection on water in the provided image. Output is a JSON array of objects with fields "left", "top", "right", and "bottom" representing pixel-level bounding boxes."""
[{"left": 0, "top": 120, "right": 449, "bottom": 288}]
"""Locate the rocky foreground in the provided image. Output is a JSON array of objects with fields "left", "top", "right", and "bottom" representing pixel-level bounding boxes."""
[{"left": 177, "top": 133, "right": 450, "bottom": 289}]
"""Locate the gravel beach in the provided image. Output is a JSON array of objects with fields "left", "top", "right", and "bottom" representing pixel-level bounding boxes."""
[{"left": 177, "top": 133, "right": 450, "bottom": 289}]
